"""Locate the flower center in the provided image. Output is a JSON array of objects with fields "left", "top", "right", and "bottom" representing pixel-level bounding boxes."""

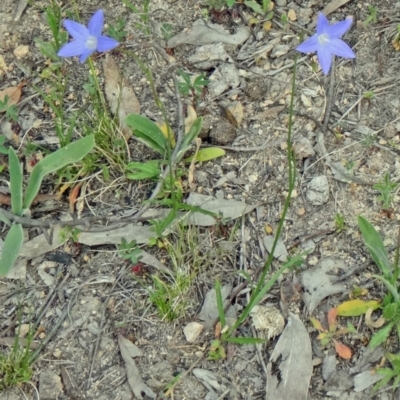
[
  {"left": 318, "top": 33, "right": 330, "bottom": 45},
  {"left": 86, "top": 35, "right": 98, "bottom": 50}
]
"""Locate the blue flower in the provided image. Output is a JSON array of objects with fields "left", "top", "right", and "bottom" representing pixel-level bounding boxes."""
[
  {"left": 296, "top": 13, "right": 355, "bottom": 75},
  {"left": 58, "top": 10, "right": 119, "bottom": 63}
]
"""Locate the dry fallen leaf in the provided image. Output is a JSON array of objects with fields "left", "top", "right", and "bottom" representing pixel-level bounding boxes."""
[
  {"left": 118, "top": 334, "right": 156, "bottom": 399},
  {"left": 266, "top": 313, "right": 312, "bottom": 400},
  {"left": 220, "top": 101, "right": 243, "bottom": 128},
  {"left": 365, "top": 308, "right": 385, "bottom": 329},
  {"left": 69, "top": 183, "right": 82, "bottom": 213},
  {"left": 103, "top": 54, "right": 140, "bottom": 140},
  {"left": 0, "top": 81, "right": 25, "bottom": 108},
  {"left": 333, "top": 339, "right": 352, "bottom": 360}
]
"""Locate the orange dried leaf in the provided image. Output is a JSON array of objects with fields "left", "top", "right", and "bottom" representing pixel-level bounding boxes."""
[
  {"left": 69, "top": 183, "right": 82, "bottom": 213},
  {"left": 327, "top": 308, "right": 338, "bottom": 330},
  {"left": 337, "top": 299, "right": 380, "bottom": 317},
  {"left": 333, "top": 339, "right": 352, "bottom": 359},
  {"left": 215, "top": 321, "right": 222, "bottom": 338}
]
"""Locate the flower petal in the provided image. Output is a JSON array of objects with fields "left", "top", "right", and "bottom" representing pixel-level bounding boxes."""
[
  {"left": 317, "top": 46, "right": 332, "bottom": 75},
  {"left": 58, "top": 41, "right": 87, "bottom": 57},
  {"left": 316, "top": 13, "right": 329, "bottom": 34},
  {"left": 79, "top": 49, "right": 94, "bottom": 63},
  {"left": 63, "top": 20, "right": 89, "bottom": 41},
  {"left": 296, "top": 35, "right": 319, "bottom": 53},
  {"left": 328, "top": 39, "right": 356, "bottom": 58},
  {"left": 96, "top": 36, "right": 119, "bottom": 52},
  {"left": 326, "top": 17, "right": 353, "bottom": 39},
  {"left": 88, "top": 9, "right": 104, "bottom": 37}
]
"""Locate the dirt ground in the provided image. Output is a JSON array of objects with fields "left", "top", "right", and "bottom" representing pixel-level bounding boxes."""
[{"left": 1, "top": 0, "right": 400, "bottom": 399}]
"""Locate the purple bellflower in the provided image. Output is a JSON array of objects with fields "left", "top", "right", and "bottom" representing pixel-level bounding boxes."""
[
  {"left": 58, "top": 10, "right": 119, "bottom": 63},
  {"left": 296, "top": 13, "right": 355, "bottom": 75}
]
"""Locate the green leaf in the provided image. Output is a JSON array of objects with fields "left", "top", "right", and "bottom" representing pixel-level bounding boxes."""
[
  {"left": 8, "top": 147, "right": 23, "bottom": 215},
  {"left": 369, "top": 323, "right": 394, "bottom": 349},
  {"left": 358, "top": 216, "right": 392, "bottom": 278},
  {"left": 215, "top": 280, "right": 226, "bottom": 328},
  {"left": 0, "top": 223, "right": 24, "bottom": 276},
  {"left": 225, "top": 336, "right": 265, "bottom": 344},
  {"left": 125, "top": 114, "right": 167, "bottom": 155},
  {"left": 244, "top": 0, "right": 264, "bottom": 14},
  {"left": 126, "top": 160, "right": 161, "bottom": 180},
  {"left": 23, "top": 135, "right": 95, "bottom": 210},
  {"left": 184, "top": 147, "right": 226, "bottom": 163}
]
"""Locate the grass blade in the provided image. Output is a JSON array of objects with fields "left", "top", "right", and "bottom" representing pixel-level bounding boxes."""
[
  {"left": 0, "top": 223, "right": 24, "bottom": 276},
  {"left": 8, "top": 147, "right": 23, "bottom": 215},
  {"left": 215, "top": 280, "right": 226, "bottom": 328}
]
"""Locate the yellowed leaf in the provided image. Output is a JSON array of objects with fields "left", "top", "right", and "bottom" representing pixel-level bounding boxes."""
[
  {"left": 103, "top": 54, "right": 141, "bottom": 140},
  {"left": 156, "top": 121, "right": 175, "bottom": 147},
  {"left": 310, "top": 317, "right": 325, "bottom": 332},
  {"left": 185, "top": 105, "right": 197, "bottom": 133},
  {"left": 263, "top": 21, "right": 272, "bottom": 31},
  {"left": 288, "top": 9, "right": 297, "bottom": 21},
  {"left": 337, "top": 299, "right": 381, "bottom": 317}
]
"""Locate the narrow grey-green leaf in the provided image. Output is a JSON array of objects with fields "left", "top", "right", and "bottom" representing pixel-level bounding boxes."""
[
  {"left": 23, "top": 135, "right": 95, "bottom": 210},
  {"left": 358, "top": 216, "right": 391, "bottom": 278},
  {"left": 0, "top": 223, "right": 24, "bottom": 276},
  {"left": 8, "top": 147, "right": 23, "bottom": 215}
]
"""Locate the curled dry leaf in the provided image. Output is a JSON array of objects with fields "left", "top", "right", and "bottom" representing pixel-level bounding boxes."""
[
  {"left": 103, "top": 54, "right": 140, "bottom": 140},
  {"left": 365, "top": 308, "right": 385, "bottom": 329}
]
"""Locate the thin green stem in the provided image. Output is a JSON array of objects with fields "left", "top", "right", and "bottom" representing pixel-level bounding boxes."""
[{"left": 228, "top": 56, "right": 298, "bottom": 334}]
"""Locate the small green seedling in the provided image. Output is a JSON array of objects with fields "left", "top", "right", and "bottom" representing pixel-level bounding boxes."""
[
  {"left": 335, "top": 213, "right": 346, "bottom": 233},
  {"left": 118, "top": 238, "right": 142, "bottom": 264},
  {"left": 374, "top": 352, "right": 400, "bottom": 392},
  {"left": 310, "top": 308, "right": 353, "bottom": 359},
  {"left": 107, "top": 18, "right": 128, "bottom": 41},
  {"left": 373, "top": 172, "right": 398, "bottom": 210},
  {"left": 0, "top": 95, "right": 18, "bottom": 122},
  {"left": 364, "top": 5, "right": 378, "bottom": 27},
  {"left": 177, "top": 69, "right": 209, "bottom": 107}
]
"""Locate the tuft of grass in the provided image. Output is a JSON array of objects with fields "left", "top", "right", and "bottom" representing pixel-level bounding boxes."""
[
  {"left": 148, "top": 223, "right": 225, "bottom": 321},
  {"left": 0, "top": 327, "right": 34, "bottom": 391}
]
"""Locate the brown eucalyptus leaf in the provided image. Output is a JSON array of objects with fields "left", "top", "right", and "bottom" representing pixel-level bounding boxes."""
[
  {"left": 0, "top": 82, "right": 24, "bottom": 108},
  {"left": 103, "top": 54, "right": 140, "bottom": 140}
]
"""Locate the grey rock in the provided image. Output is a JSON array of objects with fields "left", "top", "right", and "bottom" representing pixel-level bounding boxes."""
[
  {"left": 306, "top": 176, "right": 329, "bottom": 205},
  {"left": 39, "top": 370, "right": 63, "bottom": 400}
]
